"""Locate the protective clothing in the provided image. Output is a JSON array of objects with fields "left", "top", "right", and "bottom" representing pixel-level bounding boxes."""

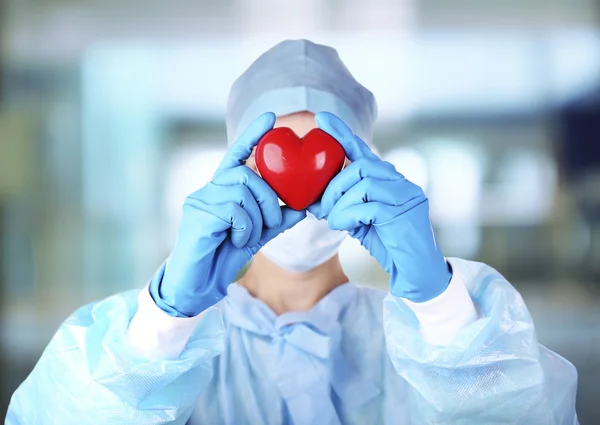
[
  {"left": 7, "top": 39, "right": 578, "bottom": 425},
  {"left": 226, "top": 39, "right": 377, "bottom": 145},
  {"left": 260, "top": 211, "right": 347, "bottom": 273},
  {"left": 310, "top": 112, "right": 451, "bottom": 302},
  {"left": 150, "top": 112, "right": 306, "bottom": 317},
  {"left": 7, "top": 258, "right": 578, "bottom": 424}
]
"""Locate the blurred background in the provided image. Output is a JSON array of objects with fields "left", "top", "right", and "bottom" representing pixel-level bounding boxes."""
[{"left": 1, "top": 0, "right": 600, "bottom": 422}]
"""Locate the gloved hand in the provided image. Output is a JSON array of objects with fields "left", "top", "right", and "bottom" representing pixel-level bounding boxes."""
[
  {"left": 150, "top": 113, "right": 306, "bottom": 317},
  {"left": 309, "top": 112, "right": 451, "bottom": 302}
]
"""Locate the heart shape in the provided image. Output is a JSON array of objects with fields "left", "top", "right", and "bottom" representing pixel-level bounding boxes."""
[{"left": 255, "top": 127, "right": 346, "bottom": 211}]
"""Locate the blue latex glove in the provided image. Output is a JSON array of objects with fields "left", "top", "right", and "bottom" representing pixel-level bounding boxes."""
[
  {"left": 150, "top": 113, "right": 307, "bottom": 317},
  {"left": 309, "top": 112, "right": 451, "bottom": 302}
]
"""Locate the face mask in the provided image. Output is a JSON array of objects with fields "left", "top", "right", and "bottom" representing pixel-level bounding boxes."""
[{"left": 259, "top": 212, "right": 347, "bottom": 273}]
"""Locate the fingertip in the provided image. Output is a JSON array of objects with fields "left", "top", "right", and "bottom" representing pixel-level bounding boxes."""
[
  {"left": 315, "top": 111, "right": 341, "bottom": 124},
  {"left": 263, "top": 208, "right": 283, "bottom": 229},
  {"left": 307, "top": 202, "right": 325, "bottom": 220},
  {"left": 327, "top": 217, "right": 339, "bottom": 231},
  {"left": 295, "top": 208, "right": 308, "bottom": 220},
  {"left": 246, "top": 231, "right": 261, "bottom": 250},
  {"left": 316, "top": 111, "right": 347, "bottom": 131},
  {"left": 315, "top": 113, "right": 336, "bottom": 136},
  {"left": 285, "top": 205, "right": 307, "bottom": 218},
  {"left": 315, "top": 111, "right": 332, "bottom": 126},
  {"left": 260, "top": 111, "right": 276, "bottom": 120},
  {"left": 257, "top": 112, "right": 276, "bottom": 128},
  {"left": 230, "top": 228, "right": 251, "bottom": 248},
  {"left": 282, "top": 207, "right": 306, "bottom": 227},
  {"left": 238, "top": 112, "right": 276, "bottom": 147}
]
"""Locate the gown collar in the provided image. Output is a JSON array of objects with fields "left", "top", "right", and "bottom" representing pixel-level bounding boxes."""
[
  {"left": 225, "top": 281, "right": 358, "bottom": 336},
  {"left": 223, "top": 281, "right": 380, "bottom": 425}
]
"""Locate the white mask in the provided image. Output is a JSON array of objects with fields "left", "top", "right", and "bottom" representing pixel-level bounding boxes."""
[{"left": 259, "top": 212, "right": 347, "bottom": 273}]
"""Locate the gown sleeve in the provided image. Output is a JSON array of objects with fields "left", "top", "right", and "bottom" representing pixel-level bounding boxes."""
[
  {"left": 6, "top": 283, "right": 225, "bottom": 425},
  {"left": 383, "top": 257, "right": 579, "bottom": 425}
]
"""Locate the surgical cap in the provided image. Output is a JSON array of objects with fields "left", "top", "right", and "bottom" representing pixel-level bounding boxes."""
[{"left": 226, "top": 39, "right": 378, "bottom": 145}]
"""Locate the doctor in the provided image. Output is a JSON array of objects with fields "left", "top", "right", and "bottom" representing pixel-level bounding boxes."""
[{"left": 7, "top": 39, "right": 578, "bottom": 425}]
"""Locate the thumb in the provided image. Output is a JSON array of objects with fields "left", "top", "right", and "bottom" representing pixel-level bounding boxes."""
[
  {"left": 306, "top": 201, "right": 326, "bottom": 220},
  {"left": 258, "top": 207, "right": 306, "bottom": 246}
]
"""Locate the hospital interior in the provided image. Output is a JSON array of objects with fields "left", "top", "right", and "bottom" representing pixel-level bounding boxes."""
[{"left": 1, "top": 0, "right": 600, "bottom": 422}]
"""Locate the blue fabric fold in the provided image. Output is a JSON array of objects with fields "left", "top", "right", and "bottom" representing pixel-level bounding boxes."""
[{"left": 224, "top": 283, "right": 380, "bottom": 424}]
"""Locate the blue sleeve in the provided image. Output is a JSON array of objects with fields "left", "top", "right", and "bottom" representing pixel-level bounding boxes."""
[
  {"left": 383, "top": 258, "right": 579, "bottom": 425},
  {"left": 6, "top": 290, "right": 225, "bottom": 425}
]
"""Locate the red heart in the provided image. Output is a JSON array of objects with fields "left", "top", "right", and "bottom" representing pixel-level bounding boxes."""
[{"left": 255, "top": 127, "right": 346, "bottom": 211}]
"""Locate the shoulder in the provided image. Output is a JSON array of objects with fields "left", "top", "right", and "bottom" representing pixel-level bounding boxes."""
[{"left": 66, "top": 289, "right": 140, "bottom": 325}]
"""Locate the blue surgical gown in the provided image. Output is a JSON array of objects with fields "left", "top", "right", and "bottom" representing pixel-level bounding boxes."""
[{"left": 6, "top": 258, "right": 578, "bottom": 424}]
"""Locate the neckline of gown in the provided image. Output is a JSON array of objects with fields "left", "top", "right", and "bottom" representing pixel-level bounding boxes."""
[{"left": 225, "top": 281, "right": 358, "bottom": 335}]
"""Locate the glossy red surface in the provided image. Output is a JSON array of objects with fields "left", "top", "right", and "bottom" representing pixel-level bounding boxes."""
[{"left": 255, "top": 127, "right": 346, "bottom": 211}]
